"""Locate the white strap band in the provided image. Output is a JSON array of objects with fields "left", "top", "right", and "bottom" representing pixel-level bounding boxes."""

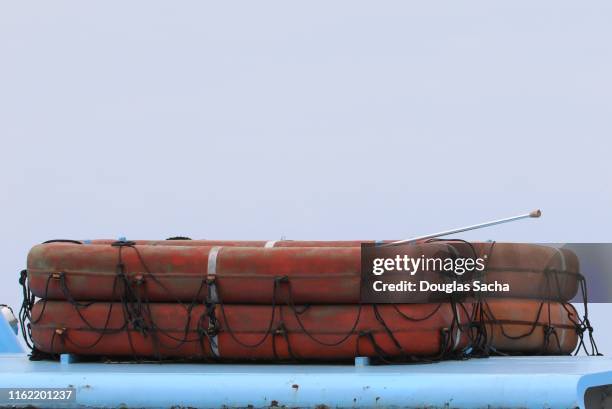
[
  {"left": 207, "top": 246, "right": 221, "bottom": 304},
  {"left": 209, "top": 333, "right": 220, "bottom": 357},
  {"left": 553, "top": 247, "right": 567, "bottom": 271},
  {"left": 206, "top": 246, "right": 222, "bottom": 357},
  {"left": 207, "top": 246, "right": 222, "bottom": 276}
]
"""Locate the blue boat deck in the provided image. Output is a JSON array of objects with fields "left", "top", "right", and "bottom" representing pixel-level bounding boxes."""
[{"left": 1, "top": 353, "right": 612, "bottom": 408}]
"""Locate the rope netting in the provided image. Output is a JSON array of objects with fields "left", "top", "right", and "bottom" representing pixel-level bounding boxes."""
[{"left": 18, "top": 240, "right": 600, "bottom": 363}]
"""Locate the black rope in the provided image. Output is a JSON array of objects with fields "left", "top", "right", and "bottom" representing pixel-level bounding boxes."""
[{"left": 42, "top": 239, "right": 83, "bottom": 245}]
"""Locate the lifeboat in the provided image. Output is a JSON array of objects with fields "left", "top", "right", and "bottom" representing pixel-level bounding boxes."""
[
  {"left": 27, "top": 242, "right": 580, "bottom": 303},
  {"left": 30, "top": 299, "right": 578, "bottom": 360}
]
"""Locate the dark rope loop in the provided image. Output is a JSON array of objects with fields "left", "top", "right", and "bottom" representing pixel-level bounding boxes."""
[{"left": 42, "top": 239, "right": 83, "bottom": 245}]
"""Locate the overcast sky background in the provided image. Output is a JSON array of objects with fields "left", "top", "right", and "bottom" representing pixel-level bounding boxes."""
[{"left": 1, "top": 1, "right": 611, "bottom": 352}]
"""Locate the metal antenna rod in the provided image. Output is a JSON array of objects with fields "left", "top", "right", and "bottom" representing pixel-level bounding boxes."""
[{"left": 382, "top": 209, "right": 542, "bottom": 247}]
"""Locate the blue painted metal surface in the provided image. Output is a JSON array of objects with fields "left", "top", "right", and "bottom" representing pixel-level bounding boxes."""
[
  {"left": 0, "top": 353, "right": 611, "bottom": 408},
  {"left": 0, "top": 312, "right": 23, "bottom": 353},
  {"left": 60, "top": 353, "right": 81, "bottom": 365},
  {"left": 354, "top": 356, "right": 370, "bottom": 367}
]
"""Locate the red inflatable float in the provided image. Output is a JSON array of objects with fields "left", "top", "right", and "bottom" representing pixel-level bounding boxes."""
[
  {"left": 27, "top": 241, "right": 580, "bottom": 303},
  {"left": 30, "top": 299, "right": 579, "bottom": 360}
]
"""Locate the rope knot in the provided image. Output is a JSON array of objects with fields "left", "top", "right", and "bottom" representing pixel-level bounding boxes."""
[
  {"left": 207, "top": 319, "right": 219, "bottom": 336},
  {"left": 115, "top": 263, "right": 127, "bottom": 274},
  {"left": 19, "top": 269, "right": 28, "bottom": 285},
  {"left": 543, "top": 325, "right": 556, "bottom": 337},
  {"left": 130, "top": 317, "right": 149, "bottom": 335},
  {"left": 111, "top": 240, "right": 136, "bottom": 247},
  {"left": 575, "top": 324, "right": 585, "bottom": 335},
  {"left": 275, "top": 276, "right": 289, "bottom": 284},
  {"left": 132, "top": 274, "right": 145, "bottom": 285}
]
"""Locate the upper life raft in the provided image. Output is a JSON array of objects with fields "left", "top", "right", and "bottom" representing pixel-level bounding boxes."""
[
  {"left": 87, "top": 239, "right": 396, "bottom": 247},
  {"left": 26, "top": 241, "right": 581, "bottom": 304}
]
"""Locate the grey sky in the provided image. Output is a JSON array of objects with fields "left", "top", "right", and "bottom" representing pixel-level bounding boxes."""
[{"left": 1, "top": 1, "right": 610, "bottom": 351}]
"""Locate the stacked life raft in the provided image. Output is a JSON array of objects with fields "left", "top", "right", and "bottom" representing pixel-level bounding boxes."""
[{"left": 19, "top": 238, "right": 600, "bottom": 362}]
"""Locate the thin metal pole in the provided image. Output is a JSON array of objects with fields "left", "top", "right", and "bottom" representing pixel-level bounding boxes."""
[{"left": 382, "top": 209, "right": 542, "bottom": 247}]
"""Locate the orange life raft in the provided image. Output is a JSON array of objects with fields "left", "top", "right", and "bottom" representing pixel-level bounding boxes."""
[
  {"left": 30, "top": 299, "right": 578, "bottom": 360},
  {"left": 27, "top": 241, "right": 580, "bottom": 303}
]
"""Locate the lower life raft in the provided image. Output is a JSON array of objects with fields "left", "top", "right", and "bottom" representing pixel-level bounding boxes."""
[
  {"left": 27, "top": 241, "right": 581, "bottom": 303},
  {"left": 30, "top": 299, "right": 579, "bottom": 359}
]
